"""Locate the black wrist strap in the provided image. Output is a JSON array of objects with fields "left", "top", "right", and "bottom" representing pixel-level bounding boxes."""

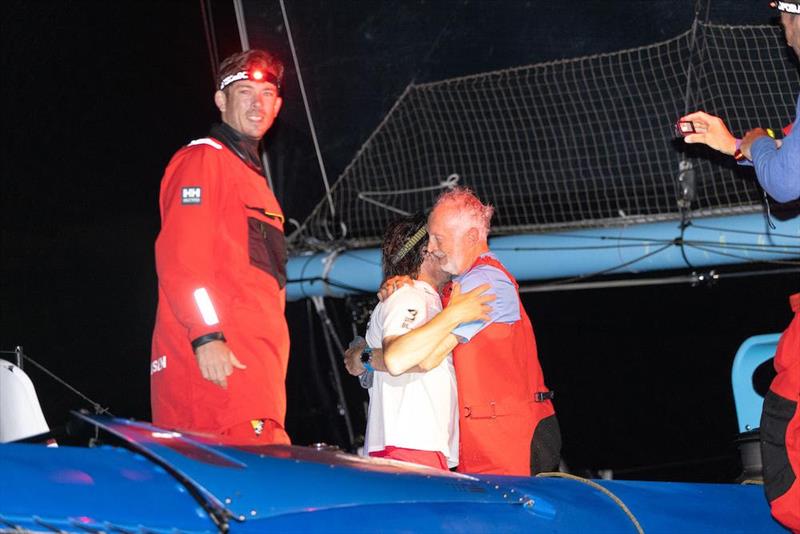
[
  {"left": 360, "top": 346, "right": 373, "bottom": 363},
  {"left": 191, "top": 332, "right": 226, "bottom": 352}
]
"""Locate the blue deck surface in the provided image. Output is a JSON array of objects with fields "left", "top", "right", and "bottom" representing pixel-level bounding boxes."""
[
  {"left": 0, "top": 416, "right": 785, "bottom": 533},
  {"left": 0, "top": 443, "right": 216, "bottom": 533}
]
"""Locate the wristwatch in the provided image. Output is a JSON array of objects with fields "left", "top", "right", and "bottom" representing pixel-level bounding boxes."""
[{"left": 360, "top": 346, "right": 375, "bottom": 372}]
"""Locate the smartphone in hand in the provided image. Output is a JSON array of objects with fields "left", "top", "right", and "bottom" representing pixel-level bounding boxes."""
[{"left": 675, "top": 120, "right": 696, "bottom": 137}]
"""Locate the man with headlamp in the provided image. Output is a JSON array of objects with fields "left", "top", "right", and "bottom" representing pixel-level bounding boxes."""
[{"left": 150, "top": 50, "right": 291, "bottom": 444}]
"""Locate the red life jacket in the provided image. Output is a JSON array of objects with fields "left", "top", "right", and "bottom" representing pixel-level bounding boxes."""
[
  {"left": 772, "top": 293, "right": 800, "bottom": 401},
  {"left": 766, "top": 293, "right": 800, "bottom": 531},
  {"left": 442, "top": 255, "right": 555, "bottom": 475}
]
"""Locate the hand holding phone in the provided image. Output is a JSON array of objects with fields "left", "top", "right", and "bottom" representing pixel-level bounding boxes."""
[{"left": 675, "top": 120, "right": 696, "bottom": 137}]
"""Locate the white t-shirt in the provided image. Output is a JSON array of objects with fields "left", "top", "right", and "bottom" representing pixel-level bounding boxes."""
[{"left": 363, "top": 280, "right": 459, "bottom": 468}]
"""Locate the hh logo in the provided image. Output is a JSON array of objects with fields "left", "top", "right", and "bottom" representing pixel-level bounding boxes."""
[
  {"left": 151, "top": 355, "right": 167, "bottom": 375},
  {"left": 181, "top": 186, "right": 202, "bottom": 205}
]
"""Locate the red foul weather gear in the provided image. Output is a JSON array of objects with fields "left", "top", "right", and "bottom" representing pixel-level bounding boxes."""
[
  {"left": 761, "top": 293, "right": 800, "bottom": 532},
  {"left": 150, "top": 133, "right": 289, "bottom": 440}
]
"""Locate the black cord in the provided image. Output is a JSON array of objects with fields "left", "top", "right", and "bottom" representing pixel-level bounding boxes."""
[
  {"left": 685, "top": 242, "right": 800, "bottom": 266},
  {"left": 762, "top": 191, "right": 777, "bottom": 231},
  {"left": 683, "top": 240, "right": 800, "bottom": 254},
  {"left": 492, "top": 242, "right": 667, "bottom": 252},
  {"left": 678, "top": 211, "right": 695, "bottom": 269},
  {"left": 1, "top": 351, "right": 113, "bottom": 416},
  {"left": 199, "top": 0, "right": 220, "bottom": 90},
  {"left": 289, "top": 277, "right": 373, "bottom": 295},
  {"left": 532, "top": 243, "right": 674, "bottom": 288},
  {"left": 689, "top": 222, "right": 797, "bottom": 239}
]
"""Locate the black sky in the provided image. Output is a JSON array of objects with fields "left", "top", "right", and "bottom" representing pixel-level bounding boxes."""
[{"left": 1, "top": 0, "right": 797, "bottom": 481}]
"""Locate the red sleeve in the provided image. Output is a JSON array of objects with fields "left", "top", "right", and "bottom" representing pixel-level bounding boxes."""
[{"left": 155, "top": 143, "right": 227, "bottom": 342}]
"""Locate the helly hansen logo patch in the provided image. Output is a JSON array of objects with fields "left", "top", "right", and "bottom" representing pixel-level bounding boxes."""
[{"left": 181, "top": 186, "right": 202, "bottom": 205}]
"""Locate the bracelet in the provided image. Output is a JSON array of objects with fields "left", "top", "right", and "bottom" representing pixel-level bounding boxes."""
[
  {"left": 360, "top": 346, "right": 374, "bottom": 372},
  {"left": 733, "top": 138, "right": 746, "bottom": 161},
  {"left": 191, "top": 332, "right": 226, "bottom": 352}
]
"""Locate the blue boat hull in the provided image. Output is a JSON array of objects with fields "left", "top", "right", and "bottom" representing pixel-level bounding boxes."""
[{"left": 0, "top": 415, "right": 783, "bottom": 533}]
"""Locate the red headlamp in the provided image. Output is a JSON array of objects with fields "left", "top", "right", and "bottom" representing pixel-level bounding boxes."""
[{"left": 219, "top": 68, "right": 280, "bottom": 91}]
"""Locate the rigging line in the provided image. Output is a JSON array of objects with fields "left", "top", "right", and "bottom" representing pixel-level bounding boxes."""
[
  {"left": 683, "top": 240, "right": 800, "bottom": 254},
  {"left": 416, "top": 4, "right": 458, "bottom": 74},
  {"left": 686, "top": 244, "right": 800, "bottom": 264},
  {"left": 522, "top": 268, "right": 800, "bottom": 293},
  {"left": 232, "top": 0, "right": 250, "bottom": 51},
  {"left": 279, "top": 0, "right": 336, "bottom": 220},
  {"left": 525, "top": 233, "right": 676, "bottom": 244},
  {"left": 679, "top": 213, "right": 695, "bottom": 269},
  {"left": 762, "top": 191, "right": 778, "bottom": 231},
  {"left": 295, "top": 249, "right": 382, "bottom": 267},
  {"left": 199, "top": 0, "right": 220, "bottom": 87},
  {"left": 528, "top": 230, "right": 797, "bottom": 247},
  {"left": 359, "top": 174, "right": 460, "bottom": 197},
  {"left": 687, "top": 223, "right": 800, "bottom": 240},
  {"left": 682, "top": 0, "right": 712, "bottom": 115},
  {"left": 357, "top": 196, "right": 411, "bottom": 217},
  {"left": 289, "top": 277, "right": 373, "bottom": 295},
  {"left": 310, "top": 296, "right": 355, "bottom": 447},
  {"left": 718, "top": 266, "right": 800, "bottom": 279},
  {"left": 685, "top": 242, "right": 800, "bottom": 266},
  {"left": 532, "top": 243, "right": 674, "bottom": 288},
  {"left": 0, "top": 352, "right": 114, "bottom": 416},
  {"left": 519, "top": 273, "right": 706, "bottom": 293},
  {"left": 497, "top": 237, "right": 800, "bottom": 253},
  {"left": 339, "top": 251, "right": 382, "bottom": 266},
  {"left": 674, "top": 0, "right": 711, "bottom": 253},
  {"left": 492, "top": 243, "right": 672, "bottom": 252},
  {"left": 684, "top": 241, "right": 792, "bottom": 256}
]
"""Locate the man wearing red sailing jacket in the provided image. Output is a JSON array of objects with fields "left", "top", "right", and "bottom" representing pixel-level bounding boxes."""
[
  {"left": 383, "top": 187, "right": 561, "bottom": 475},
  {"left": 150, "top": 49, "right": 290, "bottom": 444}
]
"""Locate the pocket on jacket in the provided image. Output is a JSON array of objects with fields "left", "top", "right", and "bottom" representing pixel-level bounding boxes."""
[
  {"left": 760, "top": 389, "right": 798, "bottom": 502},
  {"left": 247, "top": 217, "right": 287, "bottom": 288}
]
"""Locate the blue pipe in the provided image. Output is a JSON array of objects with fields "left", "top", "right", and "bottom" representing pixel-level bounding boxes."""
[{"left": 286, "top": 213, "right": 800, "bottom": 301}]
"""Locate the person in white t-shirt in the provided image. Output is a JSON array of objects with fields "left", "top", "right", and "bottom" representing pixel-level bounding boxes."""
[{"left": 346, "top": 214, "right": 492, "bottom": 469}]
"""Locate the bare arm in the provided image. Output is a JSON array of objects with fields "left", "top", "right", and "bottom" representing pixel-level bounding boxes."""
[
  {"left": 383, "top": 283, "right": 494, "bottom": 376},
  {"left": 417, "top": 334, "right": 459, "bottom": 372}
]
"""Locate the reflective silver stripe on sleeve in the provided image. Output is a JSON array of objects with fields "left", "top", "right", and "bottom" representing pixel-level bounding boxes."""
[{"left": 193, "top": 288, "right": 220, "bottom": 326}]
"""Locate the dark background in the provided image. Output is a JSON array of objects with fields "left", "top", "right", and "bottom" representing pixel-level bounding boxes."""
[{"left": 1, "top": 0, "right": 796, "bottom": 481}]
